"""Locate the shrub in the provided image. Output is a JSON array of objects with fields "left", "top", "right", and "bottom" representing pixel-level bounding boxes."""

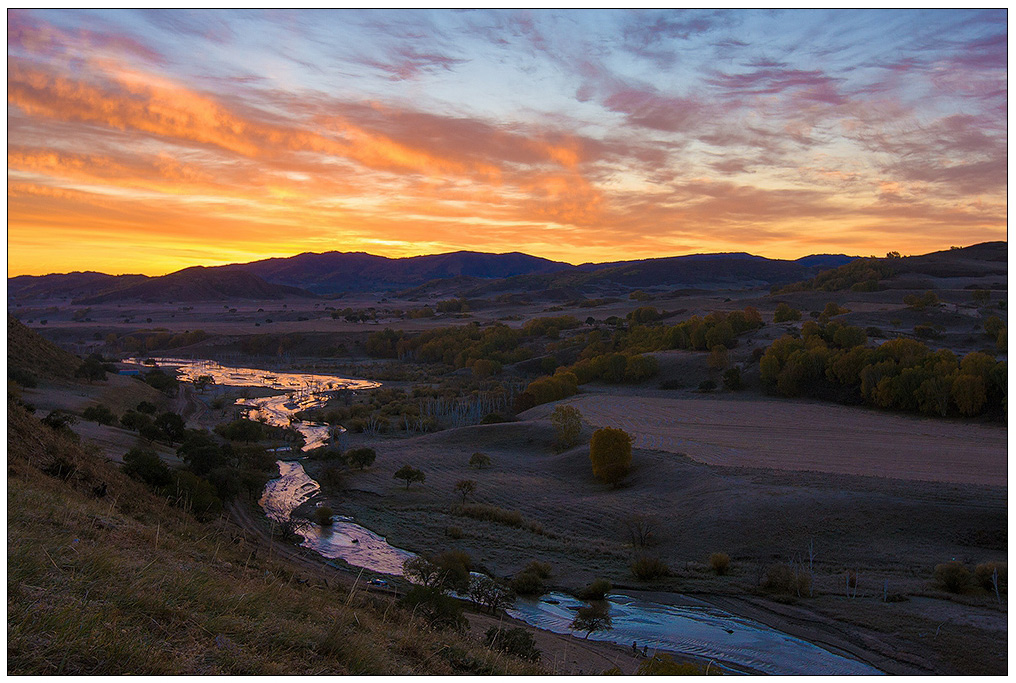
[
  {"left": 578, "top": 578, "right": 611, "bottom": 601},
  {"left": 934, "top": 561, "right": 971, "bottom": 593},
  {"left": 313, "top": 506, "right": 334, "bottom": 526},
  {"left": 974, "top": 562, "right": 1006, "bottom": 592},
  {"left": 485, "top": 627, "right": 541, "bottom": 662},
  {"left": 589, "top": 427, "right": 633, "bottom": 486},
  {"left": 452, "top": 503, "right": 546, "bottom": 535},
  {"left": 82, "top": 404, "right": 117, "bottom": 426},
  {"left": 524, "top": 561, "right": 552, "bottom": 579},
  {"left": 709, "top": 552, "right": 731, "bottom": 575},
  {"left": 630, "top": 555, "right": 669, "bottom": 581},
  {"left": 550, "top": 405, "right": 583, "bottom": 449},
  {"left": 446, "top": 526, "right": 464, "bottom": 539},
  {"left": 722, "top": 367, "right": 743, "bottom": 390},
  {"left": 510, "top": 571, "right": 545, "bottom": 596},
  {"left": 697, "top": 379, "right": 717, "bottom": 392},
  {"left": 763, "top": 564, "right": 811, "bottom": 596},
  {"left": 400, "top": 586, "right": 466, "bottom": 631}
]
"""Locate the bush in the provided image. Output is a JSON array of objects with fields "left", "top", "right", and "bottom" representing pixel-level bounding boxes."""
[
  {"left": 934, "top": 561, "right": 971, "bottom": 593},
  {"left": 82, "top": 404, "right": 117, "bottom": 426},
  {"left": 452, "top": 503, "right": 545, "bottom": 535},
  {"left": 697, "top": 379, "right": 717, "bottom": 392},
  {"left": 446, "top": 526, "right": 464, "bottom": 539},
  {"left": 313, "top": 506, "right": 334, "bottom": 526},
  {"left": 510, "top": 571, "right": 546, "bottom": 596},
  {"left": 722, "top": 367, "right": 743, "bottom": 390},
  {"left": 524, "top": 561, "right": 552, "bottom": 579},
  {"left": 763, "top": 564, "right": 811, "bottom": 596},
  {"left": 709, "top": 552, "right": 731, "bottom": 575},
  {"left": 974, "top": 562, "right": 1006, "bottom": 592},
  {"left": 400, "top": 586, "right": 466, "bottom": 631},
  {"left": 577, "top": 578, "right": 611, "bottom": 601},
  {"left": 485, "top": 627, "right": 541, "bottom": 662},
  {"left": 589, "top": 427, "right": 633, "bottom": 486},
  {"left": 630, "top": 555, "right": 669, "bottom": 580}
]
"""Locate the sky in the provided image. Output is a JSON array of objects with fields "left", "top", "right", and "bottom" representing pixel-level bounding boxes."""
[{"left": 7, "top": 8, "right": 1008, "bottom": 276}]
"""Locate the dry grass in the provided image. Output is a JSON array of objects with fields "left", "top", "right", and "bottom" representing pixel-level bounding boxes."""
[{"left": 451, "top": 503, "right": 550, "bottom": 536}]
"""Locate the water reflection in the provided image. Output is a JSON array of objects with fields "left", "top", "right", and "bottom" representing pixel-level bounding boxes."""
[
  {"left": 260, "top": 460, "right": 415, "bottom": 575},
  {"left": 508, "top": 592, "right": 882, "bottom": 675}
]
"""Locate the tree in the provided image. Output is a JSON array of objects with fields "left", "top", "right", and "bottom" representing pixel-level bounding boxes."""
[
  {"left": 623, "top": 514, "right": 657, "bottom": 548},
  {"left": 722, "top": 367, "right": 743, "bottom": 390},
  {"left": 773, "top": 303, "right": 801, "bottom": 323},
  {"left": 571, "top": 601, "right": 612, "bottom": 638},
  {"left": 313, "top": 506, "right": 334, "bottom": 526},
  {"left": 154, "top": 412, "right": 186, "bottom": 444},
  {"left": 550, "top": 405, "right": 583, "bottom": 449},
  {"left": 467, "top": 574, "right": 515, "bottom": 613},
  {"left": 589, "top": 427, "right": 632, "bottom": 486},
  {"left": 193, "top": 375, "right": 215, "bottom": 393},
  {"left": 394, "top": 464, "right": 426, "bottom": 490},
  {"left": 344, "top": 447, "right": 376, "bottom": 470},
  {"left": 122, "top": 447, "right": 172, "bottom": 487},
  {"left": 469, "top": 452, "right": 492, "bottom": 469},
  {"left": 453, "top": 479, "right": 476, "bottom": 504},
  {"left": 82, "top": 404, "right": 117, "bottom": 425},
  {"left": 177, "top": 429, "right": 225, "bottom": 475},
  {"left": 707, "top": 345, "right": 729, "bottom": 370},
  {"left": 74, "top": 356, "right": 107, "bottom": 383}
]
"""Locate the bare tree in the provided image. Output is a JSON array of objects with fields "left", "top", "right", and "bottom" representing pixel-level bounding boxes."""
[{"left": 623, "top": 514, "right": 658, "bottom": 549}]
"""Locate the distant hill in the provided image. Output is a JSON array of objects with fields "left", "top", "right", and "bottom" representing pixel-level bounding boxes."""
[
  {"left": 71, "top": 267, "right": 315, "bottom": 304},
  {"left": 7, "top": 272, "right": 147, "bottom": 300},
  {"left": 460, "top": 252, "right": 857, "bottom": 299},
  {"left": 777, "top": 241, "right": 1006, "bottom": 293},
  {"left": 224, "top": 250, "right": 570, "bottom": 294},
  {"left": 7, "top": 314, "right": 81, "bottom": 379}
]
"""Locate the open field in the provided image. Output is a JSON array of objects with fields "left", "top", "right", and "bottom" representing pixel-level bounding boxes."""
[{"left": 528, "top": 392, "right": 1008, "bottom": 486}]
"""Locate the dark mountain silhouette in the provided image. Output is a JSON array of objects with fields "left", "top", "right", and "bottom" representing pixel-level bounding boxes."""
[
  {"left": 222, "top": 250, "right": 569, "bottom": 294},
  {"left": 895, "top": 241, "right": 1007, "bottom": 278},
  {"left": 459, "top": 252, "right": 857, "bottom": 299},
  {"left": 7, "top": 271, "right": 147, "bottom": 300},
  {"left": 71, "top": 267, "right": 315, "bottom": 304}
]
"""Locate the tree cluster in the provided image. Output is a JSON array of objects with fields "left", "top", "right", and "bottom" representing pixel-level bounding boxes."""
[{"left": 759, "top": 321, "right": 1006, "bottom": 418}]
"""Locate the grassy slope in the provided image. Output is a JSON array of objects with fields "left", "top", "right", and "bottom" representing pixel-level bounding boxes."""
[
  {"left": 7, "top": 401, "right": 541, "bottom": 675},
  {"left": 7, "top": 314, "right": 81, "bottom": 378}
]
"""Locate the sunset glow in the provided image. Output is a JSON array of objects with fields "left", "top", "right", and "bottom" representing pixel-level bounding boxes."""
[{"left": 8, "top": 9, "right": 1007, "bottom": 276}]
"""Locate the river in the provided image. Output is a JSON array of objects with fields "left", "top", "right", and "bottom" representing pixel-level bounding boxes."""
[{"left": 159, "top": 357, "right": 883, "bottom": 675}]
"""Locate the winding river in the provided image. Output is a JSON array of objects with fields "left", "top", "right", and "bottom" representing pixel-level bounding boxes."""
[{"left": 159, "top": 357, "right": 882, "bottom": 675}]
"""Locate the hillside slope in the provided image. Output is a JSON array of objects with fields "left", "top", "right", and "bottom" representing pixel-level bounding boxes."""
[
  {"left": 7, "top": 314, "right": 81, "bottom": 379},
  {"left": 6, "top": 400, "right": 541, "bottom": 675}
]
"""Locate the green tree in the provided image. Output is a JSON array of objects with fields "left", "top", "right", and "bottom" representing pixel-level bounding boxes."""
[
  {"left": 122, "top": 447, "right": 172, "bottom": 487},
  {"left": 550, "top": 405, "right": 583, "bottom": 449},
  {"left": 589, "top": 427, "right": 633, "bottom": 486},
  {"left": 82, "top": 404, "right": 117, "bottom": 425},
  {"left": 394, "top": 464, "right": 426, "bottom": 490},
  {"left": 74, "top": 356, "right": 107, "bottom": 383},
  {"left": 154, "top": 412, "right": 186, "bottom": 444},
  {"left": 344, "top": 447, "right": 376, "bottom": 470},
  {"left": 952, "top": 374, "right": 987, "bottom": 416}
]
